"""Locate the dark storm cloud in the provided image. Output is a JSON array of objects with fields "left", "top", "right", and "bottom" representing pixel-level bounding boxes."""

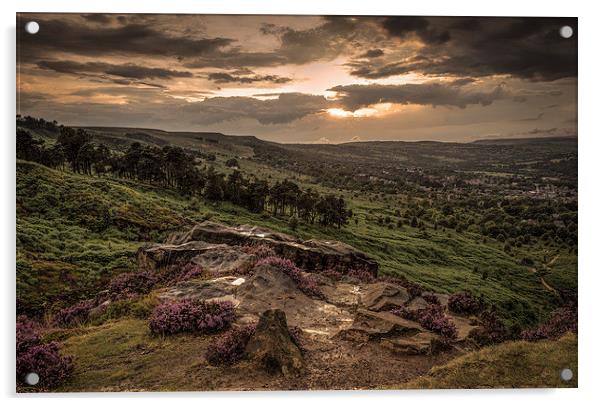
[
  {"left": 187, "top": 16, "right": 362, "bottom": 69},
  {"left": 206, "top": 72, "right": 292, "bottom": 84},
  {"left": 18, "top": 16, "right": 233, "bottom": 60},
  {"left": 37, "top": 60, "right": 194, "bottom": 80},
  {"left": 329, "top": 82, "right": 507, "bottom": 110},
  {"left": 359, "top": 49, "right": 385, "bottom": 58},
  {"left": 381, "top": 16, "right": 451, "bottom": 45},
  {"left": 351, "top": 17, "right": 577, "bottom": 82}
]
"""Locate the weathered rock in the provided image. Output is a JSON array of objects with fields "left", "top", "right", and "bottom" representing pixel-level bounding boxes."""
[
  {"left": 156, "top": 276, "right": 241, "bottom": 304},
  {"left": 245, "top": 309, "right": 304, "bottom": 376},
  {"left": 405, "top": 296, "right": 429, "bottom": 312},
  {"left": 380, "top": 332, "right": 439, "bottom": 355},
  {"left": 320, "top": 282, "right": 362, "bottom": 308},
  {"left": 163, "top": 221, "right": 378, "bottom": 275},
  {"left": 137, "top": 241, "right": 257, "bottom": 274},
  {"left": 361, "top": 282, "right": 410, "bottom": 311},
  {"left": 337, "top": 308, "right": 423, "bottom": 342}
]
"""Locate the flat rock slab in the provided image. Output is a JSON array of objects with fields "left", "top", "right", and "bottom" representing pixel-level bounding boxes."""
[
  {"left": 361, "top": 282, "right": 410, "bottom": 311},
  {"left": 156, "top": 276, "right": 241, "bottom": 304},
  {"left": 337, "top": 308, "right": 424, "bottom": 342},
  {"left": 164, "top": 221, "right": 378, "bottom": 275},
  {"left": 380, "top": 332, "right": 439, "bottom": 355}
]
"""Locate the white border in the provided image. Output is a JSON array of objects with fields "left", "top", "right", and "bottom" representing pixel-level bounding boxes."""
[{"left": 2, "top": 0, "right": 600, "bottom": 404}]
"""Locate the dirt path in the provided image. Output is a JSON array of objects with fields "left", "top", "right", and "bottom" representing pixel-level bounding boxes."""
[{"left": 528, "top": 254, "right": 560, "bottom": 296}]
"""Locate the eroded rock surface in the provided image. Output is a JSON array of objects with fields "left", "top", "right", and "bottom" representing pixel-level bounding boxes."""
[
  {"left": 245, "top": 309, "right": 304, "bottom": 376},
  {"left": 145, "top": 221, "right": 378, "bottom": 275}
]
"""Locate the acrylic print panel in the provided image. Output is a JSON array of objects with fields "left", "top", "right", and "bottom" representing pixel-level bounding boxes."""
[{"left": 15, "top": 13, "right": 577, "bottom": 392}]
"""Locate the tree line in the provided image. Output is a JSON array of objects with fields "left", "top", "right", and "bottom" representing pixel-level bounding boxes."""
[{"left": 16, "top": 117, "right": 352, "bottom": 228}]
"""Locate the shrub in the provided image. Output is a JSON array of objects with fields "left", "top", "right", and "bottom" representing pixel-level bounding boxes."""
[
  {"left": 468, "top": 310, "right": 508, "bottom": 346},
  {"left": 422, "top": 293, "right": 442, "bottom": 306},
  {"left": 240, "top": 244, "right": 276, "bottom": 259},
  {"left": 51, "top": 299, "right": 98, "bottom": 327},
  {"left": 206, "top": 324, "right": 256, "bottom": 365},
  {"left": 448, "top": 291, "right": 483, "bottom": 315},
  {"left": 17, "top": 342, "right": 74, "bottom": 389},
  {"left": 255, "top": 256, "right": 323, "bottom": 298},
  {"left": 165, "top": 263, "right": 204, "bottom": 285},
  {"left": 16, "top": 315, "right": 40, "bottom": 354},
  {"left": 322, "top": 268, "right": 344, "bottom": 281},
  {"left": 16, "top": 315, "right": 74, "bottom": 389},
  {"left": 206, "top": 323, "right": 304, "bottom": 366},
  {"left": 108, "top": 271, "right": 158, "bottom": 299},
  {"left": 521, "top": 304, "right": 577, "bottom": 341},
  {"left": 392, "top": 304, "right": 458, "bottom": 341},
  {"left": 346, "top": 268, "right": 376, "bottom": 283},
  {"left": 148, "top": 299, "right": 235, "bottom": 335}
]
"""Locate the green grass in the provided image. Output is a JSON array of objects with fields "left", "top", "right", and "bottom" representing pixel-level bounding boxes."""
[
  {"left": 401, "top": 333, "right": 577, "bottom": 389},
  {"left": 16, "top": 159, "right": 574, "bottom": 327}
]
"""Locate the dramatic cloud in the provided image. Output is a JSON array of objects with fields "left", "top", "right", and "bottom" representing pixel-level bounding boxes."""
[
  {"left": 206, "top": 72, "right": 292, "bottom": 85},
  {"left": 189, "top": 93, "right": 330, "bottom": 125},
  {"left": 18, "top": 16, "right": 233, "bottom": 60},
  {"left": 37, "top": 60, "right": 194, "bottom": 80},
  {"left": 16, "top": 14, "right": 577, "bottom": 142},
  {"left": 350, "top": 17, "right": 577, "bottom": 82},
  {"left": 329, "top": 82, "right": 508, "bottom": 110},
  {"left": 359, "top": 49, "right": 385, "bottom": 58}
]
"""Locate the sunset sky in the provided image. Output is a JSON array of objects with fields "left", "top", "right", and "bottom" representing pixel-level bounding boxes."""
[{"left": 17, "top": 14, "right": 577, "bottom": 143}]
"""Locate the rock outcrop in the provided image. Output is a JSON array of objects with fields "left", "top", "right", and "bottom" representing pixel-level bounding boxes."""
[
  {"left": 141, "top": 221, "right": 379, "bottom": 275},
  {"left": 245, "top": 309, "right": 304, "bottom": 376},
  {"left": 361, "top": 282, "right": 410, "bottom": 311}
]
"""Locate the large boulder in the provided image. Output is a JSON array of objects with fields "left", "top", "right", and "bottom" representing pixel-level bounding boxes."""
[
  {"left": 245, "top": 309, "right": 304, "bottom": 376},
  {"left": 360, "top": 282, "right": 410, "bottom": 311},
  {"left": 137, "top": 241, "right": 256, "bottom": 274},
  {"left": 163, "top": 221, "right": 378, "bottom": 275}
]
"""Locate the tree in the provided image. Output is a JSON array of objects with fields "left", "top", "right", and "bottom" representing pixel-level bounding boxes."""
[
  {"left": 16, "top": 129, "right": 43, "bottom": 161},
  {"left": 225, "top": 158, "right": 239, "bottom": 168}
]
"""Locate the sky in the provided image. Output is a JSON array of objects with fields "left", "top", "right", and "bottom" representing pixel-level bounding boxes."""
[{"left": 17, "top": 14, "right": 577, "bottom": 143}]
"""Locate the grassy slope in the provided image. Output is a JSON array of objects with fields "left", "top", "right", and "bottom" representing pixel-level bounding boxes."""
[
  {"left": 402, "top": 333, "right": 577, "bottom": 389},
  {"left": 16, "top": 160, "right": 574, "bottom": 326},
  {"left": 52, "top": 318, "right": 577, "bottom": 391}
]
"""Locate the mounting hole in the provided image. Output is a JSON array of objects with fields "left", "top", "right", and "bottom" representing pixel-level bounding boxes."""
[
  {"left": 24, "top": 372, "right": 40, "bottom": 386},
  {"left": 560, "top": 368, "right": 573, "bottom": 381},
  {"left": 25, "top": 21, "right": 39, "bottom": 34},
  {"left": 559, "top": 25, "right": 573, "bottom": 39}
]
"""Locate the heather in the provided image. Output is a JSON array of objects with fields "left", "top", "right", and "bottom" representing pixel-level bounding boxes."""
[
  {"left": 51, "top": 298, "right": 99, "bottom": 327},
  {"left": 206, "top": 323, "right": 304, "bottom": 366},
  {"left": 148, "top": 299, "right": 235, "bottom": 335},
  {"left": 392, "top": 304, "right": 458, "bottom": 341},
  {"left": 241, "top": 244, "right": 276, "bottom": 259},
  {"left": 521, "top": 304, "right": 577, "bottom": 341},
  {"left": 206, "top": 324, "right": 256, "bottom": 365},
  {"left": 16, "top": 315, "right": 74, "bottom": 389},
  {"left": 422, "top": 293, "right": 441, "bottom": 306},
  {"left": 468, "top": 310, "right": 508, "bottom": 346},
  {"left": 448, "top": 291, "right": 484, "bottom": 315},
  {"left": 108, "top": 271, "right": 158, "bottom": 299},
  {"left": 255, "top": 256, "right": 323, "bottom": 298}
]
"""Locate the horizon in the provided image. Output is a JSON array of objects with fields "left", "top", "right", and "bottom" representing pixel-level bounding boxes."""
[{"left": 17, "top": 14, "right": 577, "bottom": 143}]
